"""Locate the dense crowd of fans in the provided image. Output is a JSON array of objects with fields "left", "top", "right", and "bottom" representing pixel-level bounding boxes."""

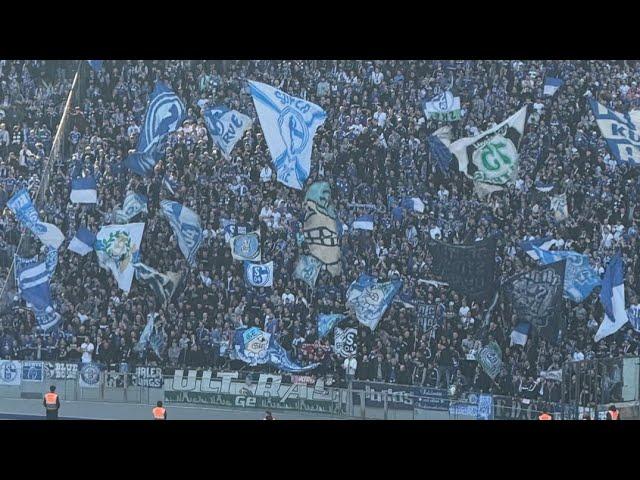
[{"left": 1, "top": 59, "right": 640, "bottom": 407}]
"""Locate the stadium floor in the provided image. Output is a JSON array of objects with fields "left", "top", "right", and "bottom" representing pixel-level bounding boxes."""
[{"left": 0, "top": 398, "right": 345, "bottom": 420}]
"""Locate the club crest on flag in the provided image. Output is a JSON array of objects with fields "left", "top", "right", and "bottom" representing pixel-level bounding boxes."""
[
  {"left": 230, "top": 231, "right": 261, "bottom": 262},
  {"left": 244, "top": 261, "right": 274, "bottom": 287}
]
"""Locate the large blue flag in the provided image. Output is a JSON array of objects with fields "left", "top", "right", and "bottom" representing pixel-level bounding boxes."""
[
  {"left": 595, "top": 252, "right": 629, "bottom": 341},
  {"left": 519, "top": 236, "right": 555, "bottom": 260},
  {"left": 203, "top": 105, "right": 252, "bottom": 159},
  {"left": 346, "top": 274, "right": 402, "bottom": 331},
  {"left": 125, "top": 82, "right": 185, "bottom": 176},
  {"left": 233, "top": 327, "right": 319, "bottom": 373},
  {"left": 160, "top": 200, "right": 203, "bottom": 266},
  {"left": 7, "top": 188, "right": 65, "bottom": 249},
  {"left": 317, "top": 313, "right": 345, "bottom": 338},
  {"left": 248, "top": 80, "right": 327, "bottom": 190},
  {"left": 532, "top": 246, "right": 601, "bottom": 303},
  {"left": 427, "top": 126, "right": 453, "bottom": 173}
]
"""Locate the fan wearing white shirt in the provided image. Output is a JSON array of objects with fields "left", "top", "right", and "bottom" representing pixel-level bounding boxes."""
[
  {"left": 81, "top": 337, "right": 95, "bottom": 363},
  {"left": 343, "top": 356, "right": 357, "bottom": 383},
  {"left": 260, "top": 164, "right": 273, "bottom": 183}
]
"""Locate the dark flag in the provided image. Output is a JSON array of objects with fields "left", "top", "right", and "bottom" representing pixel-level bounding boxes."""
[
  {"left": 504, "top": 260, "right": 566, "bottom": 343},
  {"left": 428, "top": 237, "right": 497, "bottom": 300}
]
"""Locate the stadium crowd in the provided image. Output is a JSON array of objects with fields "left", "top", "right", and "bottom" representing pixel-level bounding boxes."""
[{"left": 1, "top": 59, "right": 640, "bottom": 407}]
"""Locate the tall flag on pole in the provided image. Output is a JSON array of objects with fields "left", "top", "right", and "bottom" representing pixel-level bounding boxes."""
[
  {"left": 590, "top": 100, "right": 640, "bottom": 165},
  {"left": 70, "top": 175, "right": 98, "bottom": 204},
  {"left": 595, "top": 252, "right": 629, "bottom": 342},
  {"left": 248, "top": 80, "right": 327, "bottom": 190},
  {"left": 125, "top": 82, "right": 185, "bottom": 176},
  {"left": 543, "top": 77, "right": 563, "bottom": 96},
  {"left": 302, "top": 182, "right": 341, "bottom": 276},
  {"left": 478, "top": 341, "right": 503, "bottom": 380},
  {"left": 94, "top": 223, "right": 145, "bottom": 293},
  {"left": 346, "top": 274, "right": 402, "bottom": 331},
  {"left": 450, "top": 106, "right": 528, "bottom": 197},
  {"left": 160, "top": 200, "right": 203, "bottom": 266},
  {"left": 7, "top": 188, "right": 65, "bottom": 249},
  {"left": 203, "top": 106, "right": 252, "bottom": 159},
  {"left": 68, "top": 227, "right": 96, "bottom": 256}
]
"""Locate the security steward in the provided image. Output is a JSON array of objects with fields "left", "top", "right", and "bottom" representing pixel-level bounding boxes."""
[
  {"left": 538, "top": 411, "right": 553, "bottom": 420},
  {"left": 152, "top": 401, "right": 167, "bottom": 420},
  {"left": 43, "top": 385, "right": 60, "bottom": 420},
  {"left": 264, "top": 410, "right": 275, "bottom": 420},
  {"left": 606, "top": 405, "right": 621, "bottom": 420}
]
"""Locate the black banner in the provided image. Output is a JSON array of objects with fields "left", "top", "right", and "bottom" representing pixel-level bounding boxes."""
[
  {"left": 504, "top": 260, "right": 566, "bottom": 343},
  {"left": 428, "top": 237, "right": 497, "bottom": 299}
]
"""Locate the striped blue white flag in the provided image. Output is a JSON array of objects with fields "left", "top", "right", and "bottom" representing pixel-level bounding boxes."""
[
  {"left": 70, "top": 175, "right": 97, "bottom": 204},
  {"left": 543, "top": 77, "right": 563, "bottom": 96},
  {"left": 352, "top": 214, "right": 374, "bottom": 231},
  {"left": 595, "top": 252, "right": 629, "bottom": 341},
  {"left": 510, "top": 322, "right": 531, "bottom": 346},
  {"left": 248, "top": 80, "right": 327, "bottom": 190},
  {"left": 68, "top": 228, "right": 96, "bottom": 256}
]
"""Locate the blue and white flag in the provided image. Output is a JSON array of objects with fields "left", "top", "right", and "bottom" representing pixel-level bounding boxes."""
[
  {"left": 510, "top": 322, "right": 531, "bottom": 346},
  {"left": 203, "top": 105, "right": 252, "bottom": 159},
  {"left": 7, "top": 188, "right": 65, "bottom": 249},
  {"left": 125, "top": 82, "right": 185, "bottom": 176},
  {"left": 134, "top": 313, "right": 156, "bottom": 354},
  {"left": 401, "top": 197, "right": 425, "bottom": 213},
  {"left": 627, "top": 304, "right": 640, "bottom": 333},
  {"left": 293, "top": 255, "right": 323, "bottom": 289},
  {"left": 346, "top": 274, "right": 402, "bottom": 331},
  {"left": 590, "top": 100, "right": 640, "bottom": 166},
  {"left": 233, "top": 327, "right": 319, "bottom": 373},
  {"left": 94, "top": 223, "right": 145, "bottom": 293},
  {"left": 70, "top": 175, "right": 97, "bottom": 204},
  {"left": 15, "top": 253, "right": 55, "bottom": 311},
  {"left": 595, "top": 252, "right": 629, "bottom": 342},
  {"left": 352, "top": 214, "right": 374, "bottom": 231},
  {"left": 160, "top": 200, "right": 203, "bottom": 266},
  {"left": 230, "top": 230, "right": 261, "bottom": 262},
  {"left": 162, "top": 175, "right": 179, "bottom": 196},
  {"left": 133, "top": 263, "right": 182, "bottom": 308},
  {"left": 248, "top": 80, "right": 327, "bottom": 190},
  {"left": 244, "top": 261, "right": 274, "bottom": 287},
  {"left": 551, "top": 193, "right": 569, "bottom": 221},
  {"left": 532, "top": 246, "right": 601, "bottom": 303},
  {"left": 87, "top": 60, "right": 103, "bottom": 72},
  {"left": 115, "top": 192, "right": 148, "bottom": 224},
  {"left": 318, "top": 313, "right": 345, "bottom": 338},
  {"left": 423, "top": 91, "right": 461, "bottom": 121},
  {"left": 428, "top": 126, "right": 453, "bottom": 173},
  {"left": 68, "top": 227, "right": 96, "bottom": 256},
  {"left": 519, "top": 236, "right": 556, "bottom": 260},
  {"left": 543, "top": 77, "right": 563, "bottom": 96},
  {"left": 534, "top": 181, "right": 555, "bottom": 193}
]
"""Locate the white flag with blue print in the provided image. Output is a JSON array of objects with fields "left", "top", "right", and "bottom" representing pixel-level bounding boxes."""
[
  {"left": 7, "top": 188, "right": 65, "bottom": 249},
  {"left": 94, "top": 223, "right": 145, "bottom": 293},
  {"left": 125, "top": 82, "right": 185, "bottom": 176},
  {"left": 230, "top": 230, "right": 261, "bottom": 262},
  {"left": 248, "top": 80, "right": 327, "bottom": 190},
  {"left": 244, "top": 261, "right": 274, "bottom": 287},
  {"left": 204, "top": 105, "right": 252, "bottom": 159},
  {"left": 590, "top": 100, "right": 640, "bottom": 166},
  {"left": 160, "top": 200, "right": 203, "bottom": 266},
  {"left": 70, "top": 175, "right": 97, "bottom": 204},
  {"left": 595, "top": 252, "right": 629, "bottom": 342},
  {"left": 115, "top": 192, "right": 148, "bottom": 224}
]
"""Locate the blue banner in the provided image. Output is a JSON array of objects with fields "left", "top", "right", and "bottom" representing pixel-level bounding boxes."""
[
  {"left": 249, "top": 80, "right": 326, "bottom": 190},
  {"left": 160, "top": 200, "right": 203, "bottom": 266}
]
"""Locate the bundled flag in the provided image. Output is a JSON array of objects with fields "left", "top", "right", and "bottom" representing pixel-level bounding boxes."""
[
  {"left": 203, "top": 105, "right": 252, "bottom": 159},
  {"left": 317, "top": 313, "right": 345, "bottom": 338},
  {"left": 233, "top": 327, "right": 319, "bottom": 373},
  {"left": 401, "top": 197, "right": 425, "bottom": 213},
  {"left": 590, "top": 100, "right": 640, "bottom": 166},
  {"left": 595, "top": 252, "right": 629, "bottom": 342},
  {"left": 422, "top": 91, "right": 461, "bottom": 121},
  {"left": 248, "top": 80, "right": 327, "bottom": 190},
  {"left": 133, "top": 263, "right": 182, "bottom": 308},
  {"left": 532, "top": 246, "right": 601, "bottom": 303},
  {"left": 550, "top": 193, "right": 569, "bottom": 221},
  {"left": 302, "top": 182, "right": 341, "bottom": 276},
  {"left": 68, "top": 227, "right": 96, "bottom": 256},
  {"left": 294, "top": 255, "right": 323, "bottom": 289},
  {"left": 346, "top": 274, "right": 402, "bottom": 331},
  {"left": 134, "top": 313, "right": 165, "bottom": 358},
  {"left": 114, "top": 192, "right": 148, "bottom": 224},
  {"left": 70, "top": 175, "right": 97, "bottom": 204},
  {"left": 519, "top": 236, "right": 556, "bottom": 260},
  {"left": 427, "top": 126, "right": 454, "bottom": 174},
  {"left": 510, "top": 322, "right": 531, "bottom": 346},
  {"left": 230, "top": 230, "right": 261, "bottom": 262},
  {"left": 244, "top": 261, "right": 274, "bottom": 287},
  {"left": 450, "top": 106, "right": 528, "bottom": 197},
  {"left": 352, "top": 214, "right": 374, "bottom": 231},
  {"left": 94, "top": 223, "right": 145, "bottom": 293},
  {"left": 7, "top": 188, "right": 65, "bottom": 249},
  {"left": 543, "top": 77, "right": 563, "bottom": 96},
  {"left": 125, "top": 82, "right": 185, "bottom": 176},
  {"left": 160, "top": 200, "right": 203, "bottom": 266},
  {"left": 478, "top": 341, "right": 503, "bottom": 380}
]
